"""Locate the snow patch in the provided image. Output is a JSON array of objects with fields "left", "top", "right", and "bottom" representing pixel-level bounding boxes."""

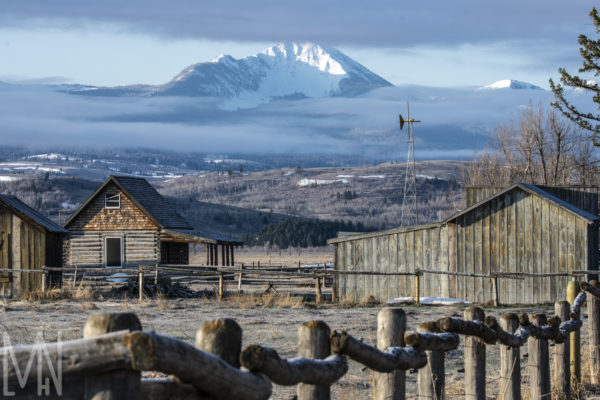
[
  {"left": 296, "top": 178, "right": 349, "bottom": 187},
  {"left": 387, "top": 296, "right": 472, "bottom": 305},
  {"left": 359, "top": 174, "right": 385, "bottom": 179},
  {"left": 0, "top": 176, "right": 19, "bottom": 182}
]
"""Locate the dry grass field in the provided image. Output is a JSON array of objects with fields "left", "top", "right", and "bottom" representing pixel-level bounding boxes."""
[
  {"left": 221, "top": 245, "right": 333, "bottom": 266},
  {"left": 2, "top": 287, "right": 595, "bottom": 399}
]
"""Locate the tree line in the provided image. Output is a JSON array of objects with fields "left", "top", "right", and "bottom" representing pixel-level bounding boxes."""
[{"left": 243, "top": 219, "right": 371, "bottom": 249}]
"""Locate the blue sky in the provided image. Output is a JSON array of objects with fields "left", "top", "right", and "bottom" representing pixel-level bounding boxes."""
[{"left": 0, "top": 1, "right": 595, "bottom": 88}]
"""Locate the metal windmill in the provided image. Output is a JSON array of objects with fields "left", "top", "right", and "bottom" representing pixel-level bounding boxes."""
[{"left": 399, "top": 103, "right": 421, "bottom": 227}]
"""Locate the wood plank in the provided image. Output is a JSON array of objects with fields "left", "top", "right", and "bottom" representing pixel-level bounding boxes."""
[
  {"left": 440, "top": 225, "right": 449, "bottom": 298},
  {"left": 414, "top": 230, "right": 423, "bottom": 299},
  {"left": 549, "top": 204, "right": 559, "bottom": 298},
  {"left": 542, "top": 200, "right": 552, "bottom": 303},
  {"left": 389, "top": 234, "right": 398, "bottom": 300},
  {"left": 407, "top": 231, "right": 415, "bottom": 298},
  {"left": 422, "top": 228, "right": 431, "bottom": 297},
  {"left": 466, "top": 211, "right": 474, "bottom": 302},
  {"left": 505, "top": 191, "right": 515, "bottom": 304},
  {"left": 448, "top": 223, "right": 456, "bottom": 299},
  {"left": 357, "top": 239, "right": 365, "bottom": 301},
  {"left": 568, "top": 214, "right": 576, "bottom": 272}
]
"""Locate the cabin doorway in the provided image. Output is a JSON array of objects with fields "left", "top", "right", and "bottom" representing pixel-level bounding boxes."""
[{"left": 105, "top": 237, "right": 122, "bottom": 267}]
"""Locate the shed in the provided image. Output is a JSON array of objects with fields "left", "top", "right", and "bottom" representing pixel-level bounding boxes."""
[
  {"left": 64, "top": 176, "right": 242, "bottom": 268},
  {"left": 0, "top": 194, "right": 68, "bottom": 297},
  {"left": 328, "top": 183, "right": 599, "bottom": 304}
]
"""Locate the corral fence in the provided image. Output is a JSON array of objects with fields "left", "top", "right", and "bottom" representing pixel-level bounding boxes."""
[
  {"left": 2, "top": 281, "right": 600, "bottom": 399},
  {"left": 0, "top": 265, "right": 598, "bottom": 306}
]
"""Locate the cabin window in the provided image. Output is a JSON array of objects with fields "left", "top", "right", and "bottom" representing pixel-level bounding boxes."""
[
  {"left": 105, "top": 237, "right": 122, "bottom": 267},
  {"left": 105, "top": 194, "right": 121, "bottom": 209}
]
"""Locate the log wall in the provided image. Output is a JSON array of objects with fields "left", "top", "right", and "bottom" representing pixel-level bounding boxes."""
[{"left": 67, "top": 230, "right": 158, "bottom": 267}]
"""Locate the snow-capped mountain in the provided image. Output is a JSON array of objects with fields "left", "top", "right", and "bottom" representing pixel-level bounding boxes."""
[
  {"left": 478, "top": 79, "right": 543, "bottom": 90},
  {"left": 70, "top": 42, "right": 393, "bottom": 107}
]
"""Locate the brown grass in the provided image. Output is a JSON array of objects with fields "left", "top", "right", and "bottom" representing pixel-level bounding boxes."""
[
  {"left": 225, "top": 292, "right": 304, "bottom": 309},
  {"left": 25, "top": 288, "right": 72, "bottom": 302},
  {"left": 155, "top": 291, "right": 171, "bottom": 310}
]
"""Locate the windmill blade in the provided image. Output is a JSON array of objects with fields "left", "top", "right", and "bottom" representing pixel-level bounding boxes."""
[{"left": 399, "top": 114, "right": 405, "bottom": 130}]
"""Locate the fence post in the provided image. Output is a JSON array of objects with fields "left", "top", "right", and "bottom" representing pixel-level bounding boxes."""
[
  {"left": 196, "top": 319, "right": 242, "bottom": 368},
  {"left": 417, "top": 321, "right": 444, "bottom": 400},
  {"left": 83, "top": 313, "right": 142, "bottom": 400},
  {"left": 464, "top": 306, "right": 485, "bottom": 400},
  {"left": 499, "top": 313, "right": 520, "bottom": 400},
  {"left": 238, "top": 263, "right": 244, "bottom": 291},
  {"left": 138, "top": 269, "right": 144, "bottom": 302},
  {"left": 315, "top": 277, "right": 322, "bottom": 303},
  {"left": 567, "top": 280, "right": 581, "bottom": 383},
  {"left": 297, "top": 321, "right": 331, "bottom": 400},
  {"left": 588, "top": 281, "right": 600, "bottom": 385},
  {"left": 528, "top": 313, "right": 551, "bottom": 400},
  {"left": 41, "top": 270, "right": 47, "bottom": 293},
  {"left": 414, "top": 272, "right": 420, "bottom": 304},
  {"left": 554, "top": 301, "right": 570, "bottom": 398},
  {"left": 154, "top": 266, "right": 158, "bottom": 286},
  {"left": 376, "top": 307, "right": 406, "bottom": 400},
  {"left": 218, "top": 272, "right": 224, "bottom": 299}
]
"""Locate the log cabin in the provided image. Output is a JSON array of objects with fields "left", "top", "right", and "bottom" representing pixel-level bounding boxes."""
[
  {"left": 328, "top": 183, "right": 599, "bottom": 305},
  {"left": 0, "top": 194, "right": 68, "bottom": 297},
  {"left": 64, "top": 176, "right": 242, "bottom": 268}
]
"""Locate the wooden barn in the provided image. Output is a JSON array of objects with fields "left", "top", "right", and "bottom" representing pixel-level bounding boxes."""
[
  {"left": 0, "top": 194, "right": 68, "bottom": 297},
  {"left": 328, "top": 183, "right": 599, "bottom": 305},
  {"left": 64, "top": 176, "right": 242, "bottom": 268}
]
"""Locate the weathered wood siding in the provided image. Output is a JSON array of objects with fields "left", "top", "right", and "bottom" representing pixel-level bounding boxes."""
[
  {"left": 68, "top": 182, "right": 158, "bottom": 231},
  {"left": 333, "top": 186, "right": 598, "bottom": 305},
  {"left": 335, "top": 225, "right": 449, "bottom": 303},
  {"left": 0, "top": 205, "right": 11, "bottom": 288},
  {"left": 0, "top": 205, "right": 65, "bottom": 295},
  {"left": 455, "top": 187, "right": 595, "bottom": 304},
  {"left": 67, "top": 230, "right": 158, "bottom": 267}
]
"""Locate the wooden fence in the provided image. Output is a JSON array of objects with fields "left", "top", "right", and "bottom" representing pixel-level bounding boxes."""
[
  {"left": 2, "top": 264, "right": 599, "bottom": 308},
  {"left": 2, "top": 281, "right": 600, "bottom": 399}
]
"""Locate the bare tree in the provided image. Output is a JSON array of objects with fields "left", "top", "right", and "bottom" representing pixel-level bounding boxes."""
[{"left": 464, "top": 105, "right": 599, "bottom": 186}]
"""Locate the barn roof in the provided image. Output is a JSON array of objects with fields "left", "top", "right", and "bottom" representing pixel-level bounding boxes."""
[
  {"left": 328, "top": 182, "right": 599, "bottom": 244},
  {"left": 447, "top": 183, "right": 599, "bottom": 224},
  {"left": 0, "top": 194, "right": 68, "bottom": 233},
  {"left": 65, "top": 175, "right": 192, "bottom": 230}
]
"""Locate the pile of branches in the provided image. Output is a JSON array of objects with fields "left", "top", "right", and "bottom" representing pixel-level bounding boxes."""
[{"left": 129, "top": 274, "right": 198, "bottom": 299}]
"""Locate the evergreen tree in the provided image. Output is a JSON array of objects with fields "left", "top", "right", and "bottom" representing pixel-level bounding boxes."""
[{"left": 550, "top": 8, "right": 600, "bottom": 145}]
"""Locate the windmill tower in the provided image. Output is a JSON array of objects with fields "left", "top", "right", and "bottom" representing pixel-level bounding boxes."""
[{"left": 399, "top": 104, "right": 421, "bottom": 227}]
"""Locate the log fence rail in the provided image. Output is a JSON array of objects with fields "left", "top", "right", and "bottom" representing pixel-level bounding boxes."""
[{"left": 2, "top": 281, "right": 600, "bottom": 399}]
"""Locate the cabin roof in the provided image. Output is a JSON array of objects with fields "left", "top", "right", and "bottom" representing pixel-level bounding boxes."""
[
  {"left": 0, "top": 194, "right": 68, "bottom": 233},
  {"left": 162, "top": 228, "right": 243, "bottom": 245},
  {"left": 65, "top": 175, "right": 192, "bottom": 230}
]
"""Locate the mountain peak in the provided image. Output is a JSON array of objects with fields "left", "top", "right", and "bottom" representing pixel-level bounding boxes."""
[
  {"left": 68, "top": 42, "right": 393, "bottom": 107},
  {"left": 478, "top": 80, "right": 543, "bottom": 90}
]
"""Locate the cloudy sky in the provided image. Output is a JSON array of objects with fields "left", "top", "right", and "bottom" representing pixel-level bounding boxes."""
[{"left": 0, "top": 1, "right": 595, "bottom": 88}]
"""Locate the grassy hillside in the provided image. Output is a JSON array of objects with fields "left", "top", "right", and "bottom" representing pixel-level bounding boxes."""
[
  {"left": 0, "top": 160, "right": 466, "bottom": 241},
  {"left": 157, "top": 160, "right": 466, "bottom": 232}
]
